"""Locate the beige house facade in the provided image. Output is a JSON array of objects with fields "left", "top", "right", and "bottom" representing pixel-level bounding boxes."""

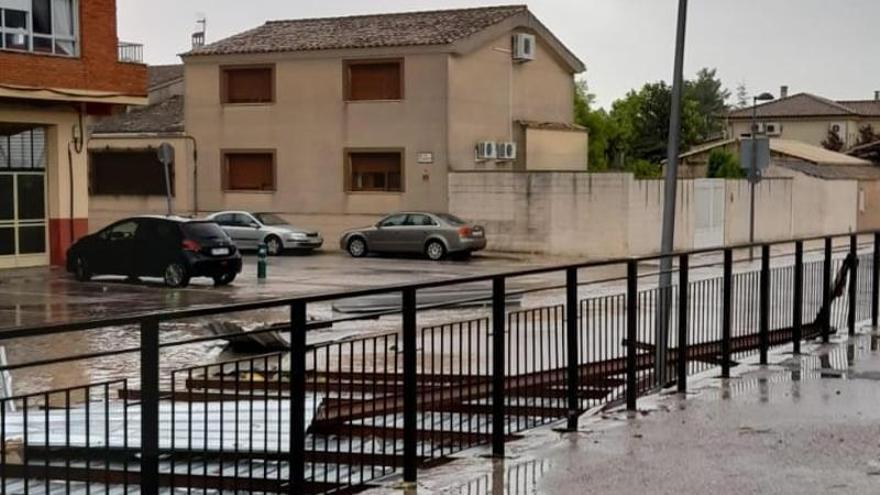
[
  {"left": 171, "top": 6, "right": 587, "bottom": 240},
  {"left": 727, "top": 91, "right": 880, "bottom": 150}
]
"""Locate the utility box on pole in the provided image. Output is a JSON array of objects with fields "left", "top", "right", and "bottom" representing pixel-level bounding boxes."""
[{"left": 740, "top": 137, "right": 770, "bottom": 179}]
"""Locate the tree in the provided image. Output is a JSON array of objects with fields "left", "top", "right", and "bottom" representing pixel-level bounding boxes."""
[
  {"left": 735, "top": 82, "right": 749, "bottom": 109},
  {"left": 685, "top": 68, "right": 730, "bottom": 142},
  {"left": 857, "top": 124, "right": 878, "bottom": 146},
  {"left": 822, "top": 129, "right": 845, "bottom": 152},
  {"left": 706, "top": 148, "right": 744, "bottom": 178},
  {"left": 624, "top": 159, "right": 662, "bottom": 179},
  {"left": 574, "top": 79, "right": 613, "bottom": 171}
]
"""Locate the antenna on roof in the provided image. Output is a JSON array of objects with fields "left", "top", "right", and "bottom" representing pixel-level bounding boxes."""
[{"left": 192, "top": 14, "right": 206, "bottom": 49}]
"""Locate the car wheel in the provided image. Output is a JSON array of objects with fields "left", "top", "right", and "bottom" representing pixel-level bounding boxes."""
[
  {"left": 265, "top": 235, "right": 283, "bottom": 256},
  {"left": 213, "top": 272, "right": 237, "bottom": 286},
  {"left": 163, "top": 262, "right": 190, "bottom": 288},
  {"left": 347, "top": 237, "right": 368, "bottom": 258},
  {"left": 425, "top": 240, "right": 446, "bottom": 261},
  {"left": 73, "top": 255, "right": 92, "bottom": 282}
]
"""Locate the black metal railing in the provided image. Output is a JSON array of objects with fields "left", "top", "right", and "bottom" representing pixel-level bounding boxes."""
[{"left": 0, "top": 231, "right": 877, "bottom": 494}]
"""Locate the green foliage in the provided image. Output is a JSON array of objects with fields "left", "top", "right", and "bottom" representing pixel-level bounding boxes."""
[
  {"left": 734, "top": 82, "right": 749, "bottom": 109},
  {"left": 574, "top": 80, "right": 611, "bottom": 171},
  {"left": 706, "top": 149, "right": 744, "bottom": 178},
  {"left": 684, "top": 68, "right": 731, "bottom": 142},
  {"left": 857, "top": 124, "right": 878, "bottom": 146},
  {"left": 624, "top": 159, "right": 662, "bottom": 179},
  {"left": 822, "top": 129, "right": 844, "bottom": 152}
]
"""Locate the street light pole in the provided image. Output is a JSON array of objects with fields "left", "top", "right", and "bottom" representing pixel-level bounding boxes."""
[
  {"left": 748, "top": 92, "right": 774, "bottom": 260},
  {"left": 657, "top": 0, "right": 689, "bottom": 386}
]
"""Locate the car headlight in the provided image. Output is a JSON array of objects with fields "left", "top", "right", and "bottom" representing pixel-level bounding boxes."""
[{"left": 288, "top": 232, "right": 308, "bottom": 240}]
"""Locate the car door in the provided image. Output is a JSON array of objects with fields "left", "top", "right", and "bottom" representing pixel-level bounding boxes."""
[
  {"left": 370, "top": 214, "right": 409, "bottom": 253},
  {"left": 93, "top": 219, "right": 139, "bottom": 275},
  {"left": 218, "top": 213, "right": 256, "bottom": 249},
  {"left": 235, "top": 213, "right": 264, "bottom": 248},
  {"left": 401, "top": 214, "right": 435, "bottom": 253},
  {"left": 134, "top": 219, "right": 181, "bottom": 277}
]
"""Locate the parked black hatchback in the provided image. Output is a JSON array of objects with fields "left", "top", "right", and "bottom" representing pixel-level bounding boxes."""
[{"left": 66, "top": 216, "right": 242, "bottom": 287}]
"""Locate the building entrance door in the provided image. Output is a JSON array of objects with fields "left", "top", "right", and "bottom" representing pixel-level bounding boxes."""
[{"left": 0, "top": 126, "right": 48, "bottom": 269}]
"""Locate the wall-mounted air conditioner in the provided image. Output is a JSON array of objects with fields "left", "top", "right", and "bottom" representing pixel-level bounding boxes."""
[
  {"left": 475, "top": 141, "right": 497, "bottom": 161},
  {"left": 764, "top": 122, "right": 782, "bottom": 136},
  {"left": 496, "top": 141, "right": 517, "bottom": 160},
  {"left": 511, "top": 33, "right": 535, "bottom": 62}
]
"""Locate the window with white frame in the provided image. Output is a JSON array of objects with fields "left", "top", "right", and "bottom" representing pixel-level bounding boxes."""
[{"left": 0, "top": 0, "right": 77, "bottom": 56}]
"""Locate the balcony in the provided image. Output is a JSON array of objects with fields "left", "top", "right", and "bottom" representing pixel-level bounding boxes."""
[{"left": 117, "top": 41, "right": 143, "bottom": 64}]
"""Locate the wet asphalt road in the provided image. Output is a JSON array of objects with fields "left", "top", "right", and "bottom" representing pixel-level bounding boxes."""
[{"left": 0, "top": 250, "right": 586, "bottom": 330}]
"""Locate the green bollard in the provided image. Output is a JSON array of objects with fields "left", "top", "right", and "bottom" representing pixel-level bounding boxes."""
[{"left": 257, "top": 242, "right": 267, "bottom": 279}]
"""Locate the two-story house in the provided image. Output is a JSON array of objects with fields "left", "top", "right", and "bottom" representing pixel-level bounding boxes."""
[
  {"left": 0, "top": 0, "right": 146, "bottom": 269},
  {"left": 174, "top": 5, "right": 586, "bottom": 239},
  {"left": 727, "top": 87, "right": 880, "bottom": 150}
]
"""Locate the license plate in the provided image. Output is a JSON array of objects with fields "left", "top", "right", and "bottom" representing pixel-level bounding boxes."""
[{"left": 211, "top": 247, "right": 230, "bottom": 256}]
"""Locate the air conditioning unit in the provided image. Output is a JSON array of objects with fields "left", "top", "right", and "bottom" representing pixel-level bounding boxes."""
[
  {"left": 764, "top": 122, "right": 782, "bottom": 136},
  {"left": 496, "top": 141, "right": 517, "bottom": 160},
  {"left": 475, "top": 141, "right": 497, "bottom": 161},
  {"left": 511, "top": 33, "right": 535, "bottom": 62}
]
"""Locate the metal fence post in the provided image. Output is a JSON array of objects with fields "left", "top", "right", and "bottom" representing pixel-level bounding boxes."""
[
  {"left": 565, "top": 268, "right": 579, "bottom": 431},
  {"left": 721, "top": 249, "right": 732, "bottom": 378},
  {"left": 793, "top": 240, "right": 804, "bottom": 355},
  {"left": 848, "top": 234, "right": 858, "bottom": 336},
  {"left": 491, "top": 276, "right": 506, "bottom": 456},
  {"left": 140, "top": 317, "right": 160, "bottom": 495},
  {"left": 823, "top": 237, "right": 832, "bottom": 343},
  {"left": 677, "top": 254, "right": 688, "bottom": 393},
  {"left": 759, "top": 244, "right": 770, "bottom": 365},
  {"left": 626, "top": 261, "right": 638, "bottom": 411},
  {"left": 289, "top": 300, "right": 307, "bottom": 493},
  {"left": 402, "top": 288, "right": 418, "bottom": 482},
  {"left": 873, "top": 232, "right": 880, "bottom": 328}
]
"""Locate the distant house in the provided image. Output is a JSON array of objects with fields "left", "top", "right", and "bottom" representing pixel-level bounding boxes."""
[{"left": 726, "top": 89, "right": 880, "bottom": 150}]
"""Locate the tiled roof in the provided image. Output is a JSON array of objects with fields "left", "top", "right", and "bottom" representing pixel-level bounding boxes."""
[
  {"left": 728, "top": 93, "right": 880, "bottom": 119},
  {"left": 517, "top": 120, "right": 586, "bottom": 131},
  {"left": 777, "top": 160, "right": 880, "bottom": 180},
  {"left": 148, "top": 65, "right": 183, "bottom": 89},
  {"left": 91, "top": 95, "right": 184, "bottom": 134},
  {"left": 185, "top": 5, "right": 528, "bottom": 56},
  {"left": 769, "top": 138, "right": 870, "bottom": 166}
]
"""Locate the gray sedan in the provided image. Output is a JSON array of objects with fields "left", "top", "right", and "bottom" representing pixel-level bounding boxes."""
[
  {"left": 205, "top": 211, "right": 323, "bottom": 255},
  {"left": 340, "top": 212, "right": 486, "bottom": 261}
]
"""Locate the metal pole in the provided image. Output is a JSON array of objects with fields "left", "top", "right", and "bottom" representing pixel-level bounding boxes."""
[
  {"left": 656, "top": 0, "right": 689, "bottom": 387},
  {"left": 565, "top": 268, "right": 580, "bottom": 431},
  {"left": 848, "top": 234, "right": 858, "bottom": 336},
  {"left": 140, "top": 317, "right": 160, "bottom": 495},
  {"left": 793, "top": 240, "right": 804, "bottom": 354},
  {"left": 873, "top": 232, "right": 880, "bottom": 328},
  {"left": 749, "top": 99, "right": 758, "bottom": 261},
  {"left": 626, "top": 261, "right": 638, "bottom": 411},
  {"left": 721, "top": 249, "right": 732, "bottom": 378},
  {"left": 401, "top": 289, "right": 418, "bottom": 482},
  {"left": 289, "top": 301, "right": 307, "bottom": 493},
  {"left": 491, "top": 276, "right": 506, "bottom": 456},
  {"left": 162, "top": 160, "right": 173, "bottom": 216},
  {"left": 822, "top": 237, "right": 832, "bottom": 342},
  {"left": 677, "top": 254, "right": 689, "bottom": 393},
  {"left": 759, "top": 244, "right": 770, "bottom": 365}
]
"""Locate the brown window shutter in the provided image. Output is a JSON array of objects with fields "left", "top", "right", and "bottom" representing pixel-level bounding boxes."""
[
  {"left": 89, "top": 151, "right": 173, "bottom": 196},
  {"left": 349, "top": 152, "right": 402, "bottom": 192},
  {"left": 223, "top": 67, "right": 274, "bottom": 104},
  {"left": 347, "top": 62, "right": 402, "bottom": 100},
  {"left": 225, "top": 153, "right": 275, "bottom": 191}
]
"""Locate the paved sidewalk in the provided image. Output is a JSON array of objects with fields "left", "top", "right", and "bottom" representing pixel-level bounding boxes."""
[{"left": 365, "top": 330, "right": 880, "bottom": 494}]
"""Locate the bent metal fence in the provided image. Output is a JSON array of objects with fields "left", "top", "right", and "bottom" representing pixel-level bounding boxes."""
[{"left": 0, "top": 233, "right": 877, "bottom": 494}]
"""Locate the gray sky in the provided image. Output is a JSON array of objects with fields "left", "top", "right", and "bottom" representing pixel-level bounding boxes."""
[{"left": 118, "top": 0, "right": 880, "bottom": 109}]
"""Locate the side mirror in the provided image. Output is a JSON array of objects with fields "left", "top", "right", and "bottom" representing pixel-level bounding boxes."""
[{"left": 250, "top": 222, "right": 260, "bottom": 229}]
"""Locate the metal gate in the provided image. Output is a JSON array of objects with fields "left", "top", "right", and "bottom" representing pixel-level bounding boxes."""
[{"left": 693, "top": 179, "right": 725, "bottom": 248}]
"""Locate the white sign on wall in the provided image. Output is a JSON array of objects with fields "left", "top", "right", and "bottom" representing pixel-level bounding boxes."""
[{"left": 417, "top": 152, "right": 434, "bottom": 164}]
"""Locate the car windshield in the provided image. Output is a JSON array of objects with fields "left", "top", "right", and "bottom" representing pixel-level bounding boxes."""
[
  {"left": 182, "top": 222, "right": 229, "bottom": 241},
  {"left": 254, "top": 213, "right": 288, "bottom": 226},
  {"left": 436, "top": 213, "right": 467, "bottom": 226}
]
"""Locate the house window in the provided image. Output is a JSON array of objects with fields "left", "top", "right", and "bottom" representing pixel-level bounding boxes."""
[
  {"left": 347, "top": 151, "right": 402, "bottom": 192},
  {"left": 345, "top": 60, "right": 403, "bottom": 101},
  {"left": 223, "top": 151, "right": 275, "bottom": 191},
  {"left": 0, "top": 127, "right": 46, "bottom": 169},
  {"left": 221, "top": 66, "right": 274, "bottom": 104},
  {"left": 89, "top": 150, "right": 173, "bottom": 196},
  {"left": 0, "top": 0, "right": 78, "bottom": 56}
]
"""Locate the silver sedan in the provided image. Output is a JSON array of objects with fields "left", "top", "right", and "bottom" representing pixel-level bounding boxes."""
[
  {"left": 205, "top": 211, "right": 323, "bottom": 255},
  {"left": 339, "top": 212, "right": 486, "bottom": 261}
]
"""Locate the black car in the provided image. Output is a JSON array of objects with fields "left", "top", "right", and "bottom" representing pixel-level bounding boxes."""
[{"left": 66, "top": 216, "right": 242, "bottom": 287}]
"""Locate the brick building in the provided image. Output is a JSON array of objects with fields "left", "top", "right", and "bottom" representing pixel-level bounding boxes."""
[{"left": 0, "top": 0, "right": 146, "bottom": 268}]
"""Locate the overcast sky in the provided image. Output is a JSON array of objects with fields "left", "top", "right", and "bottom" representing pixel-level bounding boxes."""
[{"left": 118, "top": 0, "right": 880, "bottom": 109}]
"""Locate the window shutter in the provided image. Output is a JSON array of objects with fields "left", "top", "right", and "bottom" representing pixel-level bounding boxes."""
[
  {"left": 224, "top": 68, "right": 274, "bottom": 104},
  {"left": 347, "top": 62, "right": 402, "bottom": 100}
]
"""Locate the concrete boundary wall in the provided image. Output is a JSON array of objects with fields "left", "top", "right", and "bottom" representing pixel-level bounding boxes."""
[{"left": 449, "top": 171, "right": 858, "bottom": 258}]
